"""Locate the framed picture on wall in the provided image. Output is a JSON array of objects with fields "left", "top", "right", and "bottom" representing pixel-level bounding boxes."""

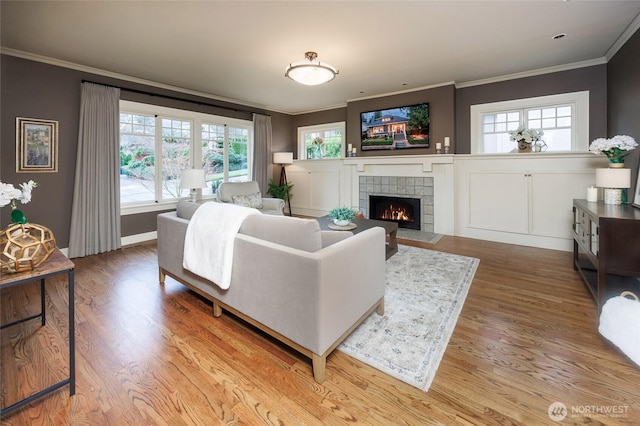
[{"left": 16, "top": 117, "right": 58, "bottom": 173}]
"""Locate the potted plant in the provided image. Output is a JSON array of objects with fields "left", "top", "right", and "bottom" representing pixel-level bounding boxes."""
[
  {"left": 267, "top": 179, "right": 293, "bottom": 201},
  {"left": 328, "top": 206, "right": 356, "bottom": 226}
]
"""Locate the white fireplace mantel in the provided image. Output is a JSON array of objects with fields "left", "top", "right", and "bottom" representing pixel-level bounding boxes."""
[{"left": 344, "top": 154, "right": 454, "bottom": 172}]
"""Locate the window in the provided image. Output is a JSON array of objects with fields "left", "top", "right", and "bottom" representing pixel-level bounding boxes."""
[
  {"left": 297, "top": 122, "right": 346, "bottom": 159},
  {"left": 470, "top": 91, "right": 589, "bottom": 154},
  {"left": 119, "top": 100, "right": 253, "bottom": 213}
]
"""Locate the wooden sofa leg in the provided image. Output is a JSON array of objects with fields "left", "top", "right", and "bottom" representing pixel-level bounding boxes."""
[
  {"left": 212, "top": 301, "right": 222, "bottom": 317},
  {"left": 376, "top": 298, "right": 385, "bottom": 316},
  {"left": 159, "top": 268, "right": 166, "bottom": 285},
  {"left": 312, "top": 354, "right": 326, "bottom": 383}
]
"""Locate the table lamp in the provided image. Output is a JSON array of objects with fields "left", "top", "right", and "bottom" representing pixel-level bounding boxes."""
[
  {"left": 596, "top": 168, "right": 631, "bottom": 205},
  {"left": 180, "top": 168, "right": 206, "bottom": 202}
]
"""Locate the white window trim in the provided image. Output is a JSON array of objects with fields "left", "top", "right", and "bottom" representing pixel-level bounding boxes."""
[
  {"left": 470, "top": 91, "right": 589, "bottom": 154},
  {"left": 119, "top": 100, "right": 253, "bottom": 215},
  {"left": 297, "top": 121, "right": 346, "bottom": 159}
]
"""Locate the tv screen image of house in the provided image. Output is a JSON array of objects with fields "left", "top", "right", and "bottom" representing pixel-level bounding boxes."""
[{"left": 360, "top": 103, "right": 429, "bottom": 150}]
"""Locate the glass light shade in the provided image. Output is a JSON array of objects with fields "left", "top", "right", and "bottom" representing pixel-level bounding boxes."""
[
  {"left": 285, "top": 52, "right": 338, "bottom": 86},
  {"left": 180, "top": 169, "right": 206, "bottom": 189},
  {"left": 595, "top": 168, "right": 631, "bottom": 188},
  {"left": 273, "top": 152, "right": 293, "bottom": 165}
]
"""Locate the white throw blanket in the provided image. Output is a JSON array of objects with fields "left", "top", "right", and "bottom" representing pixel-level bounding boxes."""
[
  {"left": 183, "top": 202, "right": 260, "bottom": 290},
  {"left": 599, "top": 292, "right": 640, "bottom": 368}
]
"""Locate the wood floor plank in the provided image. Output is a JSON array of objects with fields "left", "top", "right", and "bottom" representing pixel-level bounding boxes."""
[{"left": 2, "top": 237, "right": 640, "bottom": 425}]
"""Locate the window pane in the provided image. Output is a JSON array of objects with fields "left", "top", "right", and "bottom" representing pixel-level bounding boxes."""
[
  {"left": 557, "top": 117, "right": 571, "bottom": 127},
  {"left": 557, "top": 106, "right": 571, "bottom": 117},
  {"left": 496, "top": 123, "right": 506, "bottom": 132},
  {"left": 202, "top": 123, "right": 225, "bottom": 196},
  {"left": 120, "top": 113, "right": 156, "bottom": 204},
  {"left": 162, "top": 118, "right": 191, "bottom": 200},
  {"left": 542, "top": 108, "right": 556, "bottom": 118},
  {"left": 483, "top": 124, "right": 494, "bottom": 133},
  {"left": 542, "top": 118, "right": 556, "bottom": 128},
  {"left": 529, "top": 119, "right": 541, "bottom": 129},
  {"left": 542, "top": 128, "right": 572, "bottom": 151},
  {"left": 229, "top": 127, "right": 249, "bottom": 182},
  {"left": 507, "top": 112, "right": 520, "bottom": 121},
  {"left": 528, "top": 109, "right": 541, "bottom": 120},
  {"left": 483, "top": 115, "right": 495, "bottom": 124}
]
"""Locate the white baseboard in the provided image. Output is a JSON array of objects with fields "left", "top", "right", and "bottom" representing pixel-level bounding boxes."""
[{"left": 122, "top": 231, "right": 157, "bottom": 247}]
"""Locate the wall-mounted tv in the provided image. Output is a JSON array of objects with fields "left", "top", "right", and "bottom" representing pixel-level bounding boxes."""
[{"left": 360, "top": 103, "right": 429, "bottom": 151}]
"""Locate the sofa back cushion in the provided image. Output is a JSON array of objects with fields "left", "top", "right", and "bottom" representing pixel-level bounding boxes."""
[{"left": 239, "top": 214, "right": 323, "bottom": 252}]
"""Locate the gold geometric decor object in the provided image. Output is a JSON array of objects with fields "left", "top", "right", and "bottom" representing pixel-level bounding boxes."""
[{"left": 0, "top": 223, "right": 56, "bottom": 273}]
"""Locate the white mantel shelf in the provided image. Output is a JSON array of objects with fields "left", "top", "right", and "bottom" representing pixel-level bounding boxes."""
[{"left": 343, "top": 154, "right": 454, "bottom": 172}]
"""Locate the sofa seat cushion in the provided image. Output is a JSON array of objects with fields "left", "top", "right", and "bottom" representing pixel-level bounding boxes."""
[
  {"left": 231, "top": 192, "right": 263, "bottom": 209},
  {"left": 239, "top": 215, "right": 323, "bottom": 252}
]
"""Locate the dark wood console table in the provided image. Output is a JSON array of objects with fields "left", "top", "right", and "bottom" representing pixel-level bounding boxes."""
[
  {"left": 572, "top": 199, "right": 640, "bottom": 312},
  {"left": 0, "top": 249, "right": 75, "bottom": 417}
]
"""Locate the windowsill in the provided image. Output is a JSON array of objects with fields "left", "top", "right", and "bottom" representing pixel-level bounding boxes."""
[{"left": 120, "top": 196, "right": 216, "bottom": 215}]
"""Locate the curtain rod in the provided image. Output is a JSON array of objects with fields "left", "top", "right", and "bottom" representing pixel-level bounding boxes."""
[{"left": 81, "top": 80, "right": 269, "bottom": 117}]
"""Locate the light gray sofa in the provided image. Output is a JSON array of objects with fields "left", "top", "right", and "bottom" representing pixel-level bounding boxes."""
[
  {"left": 216, "top": 181, "right": 284, "bottom": 215},
  {"left": 157, "top": 201, "right": 386, "bottom": 383}
]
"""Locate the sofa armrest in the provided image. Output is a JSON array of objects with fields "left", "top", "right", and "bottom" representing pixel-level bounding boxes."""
[{"left": 261, "top": 197, "right": 285, "bottom": 213}]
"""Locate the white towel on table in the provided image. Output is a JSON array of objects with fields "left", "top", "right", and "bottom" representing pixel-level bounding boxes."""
[{"left": 183, "top": 202, "right": 260, "bottom": 290}]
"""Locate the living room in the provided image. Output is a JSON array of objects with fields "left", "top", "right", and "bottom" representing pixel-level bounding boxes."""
[{"left": 2, "top": 1, "right": 640, "bottom": 424}]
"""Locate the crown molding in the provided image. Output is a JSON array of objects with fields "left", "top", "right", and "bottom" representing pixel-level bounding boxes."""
[
  {"left": 455, "top": 58, "right": 608, "bottom": 89},
  {"left": 346, "top": 81, "right": 456, "bottom": 104},
  {"left": 605, "top": 12, "right": 640, "bottom": 60},
  {"left": 0, "top": 47, "right": 292, "bottom": 115}
]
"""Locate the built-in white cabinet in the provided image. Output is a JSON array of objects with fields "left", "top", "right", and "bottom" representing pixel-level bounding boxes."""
[
  {"left": 455, "top": 153, "right": 608, "bottom": 251},
  {"left": 286, "top": 159, "right": 347, "bottom": 217}
]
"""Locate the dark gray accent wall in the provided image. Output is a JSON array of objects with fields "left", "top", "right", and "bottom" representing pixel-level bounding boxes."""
[
  {"left": 608, "top": 27, "right": 640, "bottom": 201},
  {"left": 456, "top": 65, "right": 607, "bottom": 154},
  {"left": 347, "top": 85, "right": 456, "bottom": 156},
  {"left": 0, "top": 55, "right": 294, "bottom": 246}
]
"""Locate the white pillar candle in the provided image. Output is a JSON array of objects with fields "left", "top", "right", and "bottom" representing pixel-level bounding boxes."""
[
  {"left": 444, "top": 137, "right": 450, "bottom": 147},
  {"left": 352, "top": 147, "right": 357, "bottom": 154},
  {"left": 436, "top": 142, "right": 442, "bottom": 150},
  {"left": 587, "top": 186, "right": 598, "bottom": 202},
  {"left": 348, "top": 143, "right": 352, "bottom": 151}
]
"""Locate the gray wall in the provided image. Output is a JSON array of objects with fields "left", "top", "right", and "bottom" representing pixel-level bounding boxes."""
[
  {"left": 0, "top": 55, "right": 292, "bottom": 246},
  {"left": 455, "top": 65, "right": 608, "bottom": 154},
  {"left": 608, "top": 28, "right": 640, "bottom": 201}
]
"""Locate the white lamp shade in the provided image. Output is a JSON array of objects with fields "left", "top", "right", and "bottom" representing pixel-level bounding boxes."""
[
  {"left": 180, "top": 168, "right": 206, "bottom": 189},
  {"left": 595, "top": 168, "right": 631, "bottom": 188},
  {"left": 273, "top": 152, "right": 293, "bottom": 165}
]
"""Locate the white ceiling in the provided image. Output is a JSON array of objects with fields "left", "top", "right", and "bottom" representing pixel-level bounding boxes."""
[{"left": 2, "top": 1, "right": 640, "bottom": 114}]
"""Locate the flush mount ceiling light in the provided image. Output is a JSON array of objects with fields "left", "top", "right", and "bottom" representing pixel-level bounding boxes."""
[{"left": 285, "top": 51, "right": 338, "bottom": 86}]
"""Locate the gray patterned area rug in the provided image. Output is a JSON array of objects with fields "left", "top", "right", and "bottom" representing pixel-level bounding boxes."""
[{"left": 338, "top": 244, "right": 479, "bottom": 391}]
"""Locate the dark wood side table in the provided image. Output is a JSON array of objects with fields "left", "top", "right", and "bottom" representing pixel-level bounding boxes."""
[
  {"left": 572, "top": 199, "right": 640, "bottom": 312},
  {"left": 316, "top": 216, "right": 399, "bottom": 259},
  {"left": 0, "top": 249, "right": 75, "bottom": 417}
]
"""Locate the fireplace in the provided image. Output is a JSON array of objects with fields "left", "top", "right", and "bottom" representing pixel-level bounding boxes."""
[{"left": 369, "top": 195, "right": 421, "bottom": 230}]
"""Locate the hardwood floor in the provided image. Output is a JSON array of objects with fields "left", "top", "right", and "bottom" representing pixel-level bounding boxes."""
[{"left": 1, "top": 236, "right": 639, "bottom": 425}]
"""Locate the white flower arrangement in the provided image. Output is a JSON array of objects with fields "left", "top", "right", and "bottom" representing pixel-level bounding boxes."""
[
  {"left": 0, "top": 180, "right": 38, "bottom": 209},
  {"left": 589, "top": 135, "right": 637, "bottom": 161},
  {"left": 508, "top": 125, "right": 544, "bottom": 144}
]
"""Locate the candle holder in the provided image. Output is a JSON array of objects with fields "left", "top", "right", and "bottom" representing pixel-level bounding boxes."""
[
  {"left": 436, "top": 148, "right": 442, "bottom": 154},
  {"left": 444, "top": 146, "right": 450, "bottom": 154}
]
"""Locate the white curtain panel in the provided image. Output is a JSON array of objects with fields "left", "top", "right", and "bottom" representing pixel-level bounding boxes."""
[
  {"left": 252, "top": 113, "right": 272, "bottom": 195},
  {"left": 68, "top": 82, "right": 121, "bottom": 258}
]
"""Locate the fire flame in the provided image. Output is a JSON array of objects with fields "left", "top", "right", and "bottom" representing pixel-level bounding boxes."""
[{"left": 380, "top": 203, "right": 413, "bottom": 222}]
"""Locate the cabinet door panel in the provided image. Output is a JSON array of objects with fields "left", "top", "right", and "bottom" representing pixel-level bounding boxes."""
[
  {"left": 288, "top": 170, "right": 311, "bottom": 209},
  {"left": 468, "top": 172, "right": 528, "bottom": 233},
  {"left": 530, "top": 172, "right": 594, "bottom": 238}
]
